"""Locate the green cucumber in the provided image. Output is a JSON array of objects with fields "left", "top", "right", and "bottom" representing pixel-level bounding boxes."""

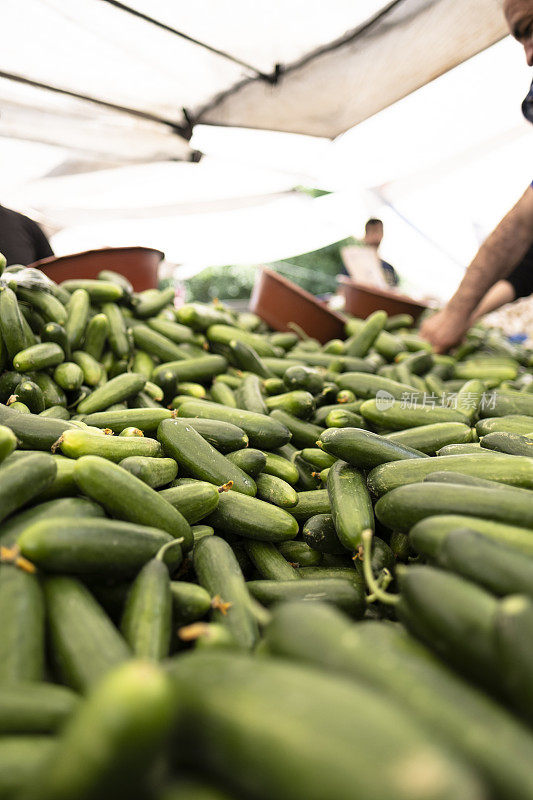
[
  {"left": 326, "top": 461, "right": 373, "bottom": 553},
  {"left": 324, "top": 408, "right": 366, "bottom": 428},
  {"left": 14, "top": 379, "right": 45, "bottom": 413},
  {"left": 0, "top": 737, "right": 57, "bottom": 800},
  {"left": 81, "top": 407, "right": 173, "bottom": 433},
  {"left": 147, "top": 317, "right": 202, "bottom": 345},
  {"left": 210, "top": 380, "right": 237, "bottom": 407},
  {"left": 152, "top": 355, "right": 227, "bottom": 387},
  {"left": 61, "top": 278, "right": 123, "bottom": 302},
  {"left": 265, "top": 390, "right": 315, "bottom": 419},
  {"left": 235, "top": 373, "right": 268, "bottom": 414},
  {"left": 337, "top": 372, "right": 416, "bottom": 400},
  {"left": 65, "top": 288, "right": 89, "bottom": 349},
  {"left": 482, "top": 391, "right": 533, "bottom": 418},
  {"left": 360, "top": 398, "right": 469, "bottom": 429},
  {"left": 19, "top": 517, "right": 182, "bottom": 577},
  {"left": 194, "top": 535, "right": 259, "bottom": 650},
  {"left": 121, "top": 543, "right": 178, "bottom": 660},
  {"left": 313, "top": 401, "right": 362, "bottom": 426},
  {"left": 41, "top": 321, "right": 71, "bottom": 359},
  {"left": 476, "top": 415, "right": 533, "bottom": 436},
  {"left": 428, "top": 527, "right": 533, "bottom": 597},
  {"left": 133, "top": 285, "right": 175, "bottom": 317},
  {"left": 278, "top": 540, "right": 322, "bottom": 566},
  {"left": 262, "top": 451, "right": 299, "bottom": 484},
  {"left": 17, "top": 286, "right": 67, "bottom": 325},
  {"left": 174, "top": 417, "right": 248, "bottom": 453},
  {"left": 158, "top": 418, "right": 255, "bottom": 496},
  {"left": 302, "top": 513, "right": 346, "bottom": 554},
  {"left": 244, "top": 540, "right": 300, "bottom": 581},
  {"left": 300, "top": 448, "right": 336, "bottom": 470},
  {"left": 59, "top": 429, "right": 162, "bottom": 461},
  {"left": 206, "top": 324, "right": 277, "bottom": 357},
  {"left": 167, "top": 650, "right": 482, "bottom": 800},
  {"left": 28, "top": 371, "right": 67, "bottom": 408},
  {"left": 132, "top": 349, "right": 155, "bottom": 380},
  {"left": 376, "top": 482, "right": 533, "bottom": 532},
  {"left": 0, "top": 285, "right": 29, "bottom": 359},
  {"left": 345, "top": 310, "right": 387, "bottom": 357},
  {"left": 77, "top": 372, "right": 146, "bottom": 414},
  {"left": 175, "top": 381, "right": 207, "bottom": 398},
  {"left": 119, "top": 456, "right": 178, "bottom": 488},
  {"left": 0, "top": 452, "right": 57, "bottom": 523},
  {"left": 170, "top": 581, "right": 212, "bottom": 626},
  {"left": 178, "top": 400, "right": 291, "bottom": 449},
  {"left": 83, "top": 313, "right": 109, "bottom": 360},
  {"left": 53, "top": 362, "right": 84, "bottom": 392},
  {"left": 0, "top": 564, "right": 45, "bottom": 682},
  {"left": 247, "top": 577, "right": 364, "bottom": 616},
  {"left": 176, "top": 303, "right": 235, "bottom": 330},
  {"left": 455, "top": 378, "right": 484, "bottom": 423},
  {"left": 230, "top": 338, "right": 273, "bottom": 379},
  {"left": 132, "top": 324, "right": 187, "bottom": 363},
  {"left": 0, "top": 682, "right": 78, "bottom": 734},
  {"left": 45, "top": 576, "right": 130, "bottom": 692},
  {"left": 318, "top": 428, "right": 427, "bottom": 469},
  {"left": 206, "top": 490, "right": 298, "bottom": 542},
  {"left": 0, "top": 496, "right": 104, "bottom": 548},
  {"left": 436, "top": 443, "right": 484, "bottom": 455},
  {"left": 397, "top": 565, "right": 499, "bottom": 689},
  {"left": 13, "top": 342, "right": 65, "bottom": 372},
  {"left": 367, "top": 452, "right": 533, "bottom": 496},
  {"left": 0, "top": 424, "right": 17, "bottom": 463},
  {"left": 289, "top": 489, "right": 330, "bottom": 523},
  {"left": 385, "top": 422, "right": 473, "bottom": 455},
  {"left": 265, "top": 603, "right": 533, "bottom": 800},
  {"left": 495, "top": 596, "right": 533, "bottom": 723},
  {"left": 226, "top": 448, "right": 266, "bottom": 477},
  {"left": 255, "top": 473, "right": 298, "bottom": 508},
  {"left": 269, "top": 409, "right": 324, "bottom": 448},
  {"left": 40, "top": 405, "right": 70, "bottom": 419},
  {"left": 423, "top": 470, "right": 511, "bottom": 490},
  {"left": 283, "top": 364, "right": 324, "bottom": 394},
  {"left": 74, "top": 455, "right": 192, "bottom": 550},
  {"left": 102, "top": 302, "right": 129, "bottom": 359},
  {"left": 159, "top": 481, "right": 220, "bottom": 524},
  {"left": 410, "top": 514, "right": 533, "bottom": 559},
  {"left": 23, "top": 660, "right": 176, "bottom": 800},
  {"left": 480, "top": 431, "right": 533, "bottom": 456},
  {"left": 72, "top": 351, "right": 102, "bottom": 386}
]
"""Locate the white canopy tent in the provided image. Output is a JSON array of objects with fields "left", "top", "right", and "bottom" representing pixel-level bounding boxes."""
[{"left": 1, "top": 0, "right": 507, "bottom": 166}]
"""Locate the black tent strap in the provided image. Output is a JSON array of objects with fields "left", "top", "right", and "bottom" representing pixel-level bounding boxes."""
[
  {"left": 193, "top": 0, "right": 407, "bottom": 125},
  {"left": 0, "top": 70, "right": 190, "bottom": 138},
  {"left": 99, "top": 0, "right": 277, "bottom": 83}
]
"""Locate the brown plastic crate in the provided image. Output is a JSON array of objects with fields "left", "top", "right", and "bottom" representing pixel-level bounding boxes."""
[{"left": 338, "top": 276, "right": 427, "bottom": 322}]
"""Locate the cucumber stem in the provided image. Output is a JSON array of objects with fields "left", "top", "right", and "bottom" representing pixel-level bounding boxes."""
[
  {"left": 218, "top": 481, "right": 233, "bottom": 493},
  {"left": 361, "top": 529, "right": 399, "bottom": 606},
  {"left": 155, "top": 537, "right": 183, "bottom": 563}
]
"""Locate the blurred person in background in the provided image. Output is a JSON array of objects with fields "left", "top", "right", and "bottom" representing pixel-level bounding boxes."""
[
  {"left": 0, "top": 204, "right": 54, "bottom": 266},
  {"left": 421, "top": 0, "right": 533, "bottom": 352},
  {"left": 362, "top": 218, "right": 399, "bottom": 287}
]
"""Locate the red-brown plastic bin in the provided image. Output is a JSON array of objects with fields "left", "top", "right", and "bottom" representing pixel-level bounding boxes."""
[
  {"left": 30, "top": 246, "right": 165, "bottom": 292},
  {"left": 250, "top": 267, "right": 346, "bottom": 344},
  {"left": 338, "top": 277, "right": 427, "bottom": 322}
]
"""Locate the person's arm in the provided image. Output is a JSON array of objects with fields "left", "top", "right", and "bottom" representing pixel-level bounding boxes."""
[
  {"left": 469, "top": 280, "right": 516, "bottom": 322},
  {"left": 420, "top": 185, "right": 533, "bottom": 352}
]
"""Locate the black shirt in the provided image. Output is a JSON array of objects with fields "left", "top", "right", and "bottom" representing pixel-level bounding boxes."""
[
  {"left": 0, "top": 205, "right": 54, "bottom": 266},
  {"left": 507, "top": 244, "right": 533, "bottom": 299}
]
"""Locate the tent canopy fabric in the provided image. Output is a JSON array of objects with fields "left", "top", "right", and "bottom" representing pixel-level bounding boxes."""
[{"left": 1, "top": 0, "right": 507, "bottom": 163}]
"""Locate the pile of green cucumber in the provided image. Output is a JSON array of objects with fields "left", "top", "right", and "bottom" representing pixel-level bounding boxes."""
[{"left": 1, "top": 259, "right": 533, "bottom": 800}]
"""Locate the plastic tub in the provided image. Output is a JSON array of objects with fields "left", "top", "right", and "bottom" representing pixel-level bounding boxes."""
[
  {"left": 30, "top": 246, "right": 165, "bottom": 292},
  {"left": 250, "top": 268, "right": 346, "bottom": 343},
  {"left": 339, "top": 276, "right": 427, "bottom": 322}
]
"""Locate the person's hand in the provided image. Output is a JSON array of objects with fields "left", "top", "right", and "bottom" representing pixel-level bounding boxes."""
[{"left": 419, "top": 308, "right": 469, "bottom": 354}]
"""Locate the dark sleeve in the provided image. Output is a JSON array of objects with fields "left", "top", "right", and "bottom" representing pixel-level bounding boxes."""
[
  {"left": 25, "top": 218, "right": 54, "bottom": 262},
  {"left": 380, "top": 260, "right": 399, "bottom": 287},
  {"left": 507, "top": 245, "right": 533, "bottom": 300}
]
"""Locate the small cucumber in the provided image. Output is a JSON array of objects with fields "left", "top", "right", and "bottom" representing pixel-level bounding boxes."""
[
  {"left": 247, "top": 577, "right": 365, "bottom": 617},
  {"left": 385, "top": 422, "right": 473, "bottom": 455},
  {"left": 206, "top": 490, "right": 299, "bottom": 542},
  {"left": 0, "top": 564, "right": 45, "bottom": 682},
  {"left": 327, "top": 460, "right": 374, "bottom": 552},
  {"left": 159, "top": 481, "right": 220, "bottom": 524},
  {"left": 152, "top": 355, "right": 227, "bottom": 387},
  {"left": 53, "top": 362, "right": 84, "bottom": 392},
  {"left": 132, "top": 324, "right": 188, "bottom": 363},
  {"left": 13, "top": 342, "right": 65, "bottom": 372},
  {"left": 269, "top": 409, "right": 324, "bottom": 449},
  {"left": 235, "top": 373, "right": 268, "bottom": 414},
  {"left": 244, "top": 540, "right": 300, "bottom": 581},
  {"left": 0, "top": 682, "right": 78, "bottom": 734},
  {"left": 265, "top": 390, "right": 315, "bottom": 419},
  {"left": 158, "top": 418, "right": 255, "bottom": 496},
  {"left": 171, "top": 581, "right": 212, "bottom": 625},
  {"left": 325, "top": 408, "right": 366, "bottom": 428},
  {"left": 29, "top": 371, "right": 67, "bottom": 408},
  {"left": 59, "top": 429, "right": 162, "bottom": 461},
  {"left": 121, "top": 542, "right": 178, "bottom": 660},
  {"left": 289, "top": 489, "right": 330, "bottom": 523},
  {"left": 0, "top": 423, "right": 17, "bottom": 463},
  {"left": 302, "top": 513, "right": 346, "bottom": 554},
  {"left": 119, "top": 456, "right": 178, "bottom": 488},
  {"left": 410, "top": 514, "right": 533, "bottom": 559},
  {"left": 226, "top": 448, "right": 266, "bottom": 477},
  {"left": 318, "top": 428, "right": 427, "bottom": 469},
  {"left": 480, "top": 431, "right": 533, "bottom": 457},
  {"left": 77, "top": 372, "right": 146, "bottom": 414},
  {"left": 194, "top": 535, "right": 259, "bottom": 649},
  {"left": 360, "top": 398, "right": 469, "bottom": 428},
  {"left": 72, "top": 351, "right": 102, "bottom": 387},
  {"left": 255, "top": 473, "right": 298, "bottom": 508},
  {"left": 17, "top": 286, "right": 67, "bottom": 325},
  {"left": 0, "top": 285, "right": 29, "bottom": 359},
  {"left": 133, "top": 285, "right": 175, "bottom": 317},
  {"left": 178, "top": 399, "right": 291, "bottom": 449},
  {"left": 65, "top": 288, "right": 89, "bottom": 349},
  {"left": 102, "top": 302, "right": 130, "bottom": 359},
  {"left": 345, "top": 310, "right": 387, "bottom": 357},
  {"left": 278, "top": 540, "right": 322, "bottom": 566},
  {"left": 83, "top": 312, "right": 109, "bottom": 360},
  {"left": 62, "top": 279, "right": 123, "bottom": 302},
  {"left": 74, "top": 455, "right": 192, "bottom": 550},
  {"left": 81, "top": 407, "right": 173, "bottom": 433},
  {"left": 210, "top": 380, "right": 238, "bottom": 407},
  {"left": 337, "top": 372, "right": 416, "bottom": 400},
  {"left": 0, "top": 452, "right": 57, "bottom": 524},
  {"left": 476, "top": 415, "right": 533, "bottom": 436},
  {"left": 262, "top": 452, "right": 299, "bottom": 485}
]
